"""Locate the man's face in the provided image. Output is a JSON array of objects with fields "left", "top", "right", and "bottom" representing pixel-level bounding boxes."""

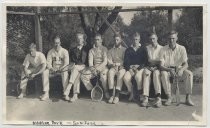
[
  {"left": 169, "top": 34, "right": 178, "bottom": 45},
  {"left": 54, "top": 38, "right": 61, "bottom": 49},
  {"left": 149, "top": 34, "right": 158, "bottom": 46},
  {"left": 133, "top": 36, "right": 140, "bottom": 46},
  {"left": 94, "top": 36, "right": 102, "bottom": 47},
  {"left": 114, "top": 37, "right": 121, "bottom": 47},
  {"left": 76, "top": 34, "right": 85, "bottom": 45},
  {"left": 29, "top": 48, "right": 36, "bottom": 57}
]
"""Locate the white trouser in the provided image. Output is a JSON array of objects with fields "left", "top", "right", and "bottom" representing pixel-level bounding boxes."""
[
  {"left": 108, "top": 68, "right": 126, "bottom": 90},
  {"left": 64, "top": 65, "right": 86, "bottom": 94},
  {"left": 42, "top": 69, "right": 69, "bottom": 93},
  {"left": 19, "top": 68, "right": 43, "bottom": 93},
  {"left": 80, "top": 67, "right": 108, "bottom": 92},
  {"left": 143, "top": 68, "right": 161, "bottom": 96},
  {"left": 123, "top": 69, "right": 144, "bottom": 93},
  {"left": 161, "top": 69, "right": 193, "bottom": 96}
]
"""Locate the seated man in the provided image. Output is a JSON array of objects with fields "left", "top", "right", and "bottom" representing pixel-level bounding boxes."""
[
  {"left": 41, "top": 35, "right": 69, "bottom": 101},
  {"left": 17, "top": 43, "right": 46, "bottom": 99},
  {"left": 107, "top": 33, "right": 126, "bottom": 104},
  {"left": 63, "top": 32, "right": 88, "bottom": 102},
  {"left": 123, "top": 32, "right": 148, "bottom": 101},
  {"left": 80, "top": 33, "right": 110, "bottom": 99},
  {"left": 160, "top": 30, "right": 194, "bottom": 106},
  {"left": 141, "top": 33, "right": 163, "bottom": 107}
]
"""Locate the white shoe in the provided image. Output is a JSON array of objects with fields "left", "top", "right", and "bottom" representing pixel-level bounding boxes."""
[
  {"left": 40, "top": 93, "right": 49, "bottom": 101},
  {"left": 108, "top": 96, "right": 114, "bottom": 104},
  {"left": 113, "top": 97, "right": 119, "bottom": 104},
  {"left": 17, "top": 93, "right": 25, "bottom": 99},
  {"left": 70, "top": 95, "right": 78, "bottom": 102},
  {"left": 64, "top": 95, "right": 70, "bottom": 101}
]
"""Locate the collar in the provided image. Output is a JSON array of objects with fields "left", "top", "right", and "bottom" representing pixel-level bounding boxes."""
[
  {"left": 168, "top": 43, "right": 178, "bottom": 51},
  {"left": 150, "top": 43, "right": 159, "bottom": 49},
  {"left": 131, "top": 43, "right": 141, "bottom": 51},
  {"left": 30, "top": 51, "right": 37, "bottom": 57},
  {"left": 77, "top": 44, "right": 84, "bottom": 50},
  {"left": 131, "top": 43, "right": 141, "bottom": 48},
  {"left": 54, "top": 46, "right": 62, "bottom": 52},
  {"left": 113, "top": 45, "right": 122, "bottom": 49},
  {"left": 93, "top": 44, "right": 103, "bottom": 49}
]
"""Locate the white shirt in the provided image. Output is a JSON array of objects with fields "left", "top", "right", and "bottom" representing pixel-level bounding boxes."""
[
  {"left": 47, "top": 47, "right": 69, "bottom": 69},
  {"left": 160, "top": 44, "right": 188, "bottom": 67},
  {"left": 23, "top": 51, "right": 46, "bottom": 68},
  {"left": 146, "top": 44, "right": 163, "bottom": 62}
]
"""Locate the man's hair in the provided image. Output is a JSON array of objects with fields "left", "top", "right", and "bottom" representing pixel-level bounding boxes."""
[
  {"left": 113, "top": 32, "right": 122, "bottom": 38},
  {"left": 76, "top": 31, "right": 87, "bottom": 40},
  {"left": 149, "top": 32, "right": 157, "bottom": 37},
  {"left": 29, "top": 43, "right": 36, "bottom": 49},
  {"left": 133, "top": 32, "right": 140, "bottom": 38},
  {"left": 53, "top": 35, "right": 61, "bottom": 40},
  {"left": 94, "top": 33, "right": 102, "bottom": 39},
  {"left": 169, "top": 30, "right": 178, "bottom": 36}
]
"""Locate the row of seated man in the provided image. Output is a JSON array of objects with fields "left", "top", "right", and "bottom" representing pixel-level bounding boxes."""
[{"left": 17, "top": 31, "right": 194, "bottom": 107}]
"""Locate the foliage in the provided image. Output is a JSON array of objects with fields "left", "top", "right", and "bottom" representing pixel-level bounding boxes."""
[
  {"left": 175, "top": 7, "right": 203, "bottom": 54},
  {"left": 124, "top": 10, "right": 169, "bottom": 46}
]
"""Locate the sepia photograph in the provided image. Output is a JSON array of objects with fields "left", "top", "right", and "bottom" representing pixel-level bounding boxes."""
[{"left": 2, "top": 2, "right": 207, "bottom": 126}]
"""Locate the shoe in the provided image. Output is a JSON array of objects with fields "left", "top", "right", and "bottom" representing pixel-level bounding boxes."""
[
  {"left": 104, "top": 92, "right": 110, "bottom": 99},
  {"left": 17, "top": 93, "right": 25, "bottom": 99},
  {"left": 108, "top": 96, "right": 114, "bottom": 104},
  {"left": 141, "top": 96, "right": 148, "bottom": 107},
  {"left": 186, "top": 98, "right": 194, "bottom": 106},
  {"left": 40, "top": 93, "right": 49, "bottom": 101},
  {"left": 164, "top": 98, "right": 172, "bottom": 106},
  {"left": 64, "top": 95, "right": 70, "bottom": 101},
  {"left": 70, "top": 95, "right": 78, "bottom": 102},
  {"left": 154, "top": 97, "right": 162, "bottom": 108},
  {"left": 113, "top": 97, "right": 119, "bottom": 104}
]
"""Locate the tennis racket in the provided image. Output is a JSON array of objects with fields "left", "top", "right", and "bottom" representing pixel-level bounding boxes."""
[
  {"left": 175, "top": 76, "right": 181, "bottom": 106},
  {"left": 89, "top": 67, "right": 103, "bottom": 102},
  {"left": 16, "top": 64, "right": 43, "bottom": 95}
]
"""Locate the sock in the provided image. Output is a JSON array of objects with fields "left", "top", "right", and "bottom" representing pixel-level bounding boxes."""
[
  {"left": 115, "top": 89, "right": 120, "bottom": 98},
  {"left": 109, "top": 89, "right": 113, "bottom": 96},
  {"left": 138, "top": 89, "right": 143, "bottom": 96}
]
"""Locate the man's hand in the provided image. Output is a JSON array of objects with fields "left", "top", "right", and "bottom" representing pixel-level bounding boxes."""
[
  {"left": 177, "top": 68, "right": 184, "bottom": 77},
  {"left": 129, "top": 69, "right": 135, "bottom": 76},
  {"left": 118, "top": 66, "right": 124, "bottom": 71},
  {"left": 50, "top": 68, "right": 57, "bottom": 73},
  {"left": 29, "top": 73, "right": 36, "bottom": 79},
  {"left": 25, "top": 72, "right": 30, "bottom": 78},
  {"left": 170, "top": 68, "right": 177, "bottom": 78}
]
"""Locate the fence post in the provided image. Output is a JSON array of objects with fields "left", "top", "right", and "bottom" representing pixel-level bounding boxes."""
[
  {"left": 34, "top": 7, "right": 42, "bottom": 52},
  {"left": 168, "top": 9, "right": 173, "bottom": 31}
]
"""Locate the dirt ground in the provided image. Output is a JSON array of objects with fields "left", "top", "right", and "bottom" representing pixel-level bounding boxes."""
[{"left": 6, "top": 83, "right": 203, "bottom": 122}]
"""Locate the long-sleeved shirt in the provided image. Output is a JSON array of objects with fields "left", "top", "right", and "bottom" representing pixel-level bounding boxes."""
[
  {"left": 124, "top": 45, "right": 148, "bottom": 70},
  {"left": 69, "top": 45, "right": 88, "bottom": 65},
  {"left": 88, "top": 45, "right": 108, "bottom": 69},
  {"left": 108, "top": 45, "right": 126, "bottom": 66},
  {"left": 47, "top": 47, "right": 69, "bottom": 69}
]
